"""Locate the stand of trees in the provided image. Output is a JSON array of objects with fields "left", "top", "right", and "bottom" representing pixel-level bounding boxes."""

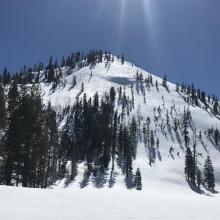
[
  {"left": 0, "top": 82, "right": 58, "bottom": 188},
  {"left": 0, "top": 82, "right": 140, "bottom": 189},
  {"left": 0, "top": 50, "right": 126, "bottom": 86},
  {"left": 185, "top": 147, "right": 215, "bottom": 191}
]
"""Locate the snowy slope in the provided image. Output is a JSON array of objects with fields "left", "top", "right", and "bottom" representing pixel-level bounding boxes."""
[
  {"left": 1, "top": 185, "right": 220, "bottom": 220},
  {"left": 1, "top": 58, "right": 220, "bottom": 220},
  {"left": 39, "top": 58, "right": 220, "bottom": 192}
]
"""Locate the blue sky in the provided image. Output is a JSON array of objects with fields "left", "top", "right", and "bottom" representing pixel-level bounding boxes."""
[{"left": 0, "top": 0, "right": 220, "bottom": 95}]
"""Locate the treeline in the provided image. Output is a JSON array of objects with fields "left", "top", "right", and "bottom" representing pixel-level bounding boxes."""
[{"left": 0, "top": 50, "right": 126, "bottom": 86}]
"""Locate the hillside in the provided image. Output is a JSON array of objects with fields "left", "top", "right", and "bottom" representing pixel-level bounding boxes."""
[
  {"left": 0, "top": 53, "right": 220, "bottom": 219},
  {"left": 38, "top": 56, "right": 219, "bottom": 192}
]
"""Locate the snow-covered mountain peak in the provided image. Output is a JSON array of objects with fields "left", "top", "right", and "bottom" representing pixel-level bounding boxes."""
[{"left": 34, "top": 56, "right": 220, "bottom": 193}]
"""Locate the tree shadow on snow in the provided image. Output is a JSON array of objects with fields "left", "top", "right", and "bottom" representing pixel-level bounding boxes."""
[
  {"left": 157, "top": 149, "right": 162, "bottom": 161},
  {"left": 186, "top": 180, "right": 205, "bottom": 195},
  {"left": 175, "top": 130, "right": 184, "bottom": 150},
  {"left": 187, "top": 179, "right": 219, "bottom": 196},
  {"left": 79, "top": 169, "right": 91, "bottom": 188}
]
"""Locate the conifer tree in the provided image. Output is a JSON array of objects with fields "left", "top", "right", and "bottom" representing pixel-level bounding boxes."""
[
  {"left": 124, "top": 127, "right": 133, "bottom": 188},
  {"left": 135, "top": 168, "right": 142, "bottom": 190},
  {"left": 0, "top": 84, "right": 6, "bottom": 129},
  {"left": 162, "top": 75, "right": 167, "bottom": 88},
  {"left": 213, "top": 100, "right": 219, "bottom": 115},
  {"left": 182, "top": 108, "right": 189, "bottom": 148},
  {"left": 155, "top": 80, "right": 159, "bottom": 90},
  {"left": 150, "top": 130, "right": 155, "bottom": 147},
  {"left": 110, "top": 87, "right": 116, "bottom": 105},
  {"left": 72, "top": 75, "right": 77, "bottom": 88},
  {"left": 185, "top": 147, "right": 194, "bottom": 182},
  {"left": 203, "top": 156, "right": 215, "bottom": 191},
  {"left": 214, "top": 129, "right": 219, "bottom": 146},
  {"left": 121, "top": 55, "right": 125, "bottom": 65},
  {"left": 47, "top": 56, "right": 55, "bottom": 83},
  {"left": 4, "top": 81, "right": 20, "bottom": 185}
]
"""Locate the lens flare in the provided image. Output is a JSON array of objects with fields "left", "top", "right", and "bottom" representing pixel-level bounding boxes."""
[{"left": 140, "top": 0, "right": 160, "bottom": 58}]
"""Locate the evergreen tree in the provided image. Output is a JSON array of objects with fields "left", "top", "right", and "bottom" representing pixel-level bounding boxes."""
[
  {"left": 156, "top": 138, "right": 160, "bottom": 149},
  {"left": 3, "top": 82, "right": 20, "bottom": 185},
  {"left": 81, "top": 82, "right": 84, "bottom": 93},
  {"left": 214, "top": 129, "right": 219, "bottom": 146},
  {"left": 124, "top": 127, "right": 133, "bottom": 188},
  {"left": 150, "top": 130, "right": 155, "bottom": 147},
  {"left": 213, "top": 101, "right": 219, "bottom": 115},
  {"left": 47, "top": 56, "right": 55, "bottom": 83},
  {"left": 135, "top": 168, "right": 142, "bottom": 190},
  {"left": 110, "top": 87, "right": 116, "bottom": 105},
  {"left": 0, "top": 84, "right": 6, "bottom": 129},
  {"left": 203, "top": 156, "right": 215, "bottom": 191},
  {"left": 93, "top": 92, "right": 99, "bottom": 112},
  {"left": 176, "top": 83, "right": 179, "bottom": 92},
  {"left": 155, "top": 80, "right": 159, "bottom": 90},
  {"left": 2, "top": 68, "right": 11, "bottom": 85},
  {"left": 162, "top": 75, "right": 167, "bottom": 88},
  {"left": 121, "top": 55, "right": 125, "bottom": 65},
  {"left": 72, "top": 75, "right": 77, "bottom": 88},
  {"left": 185, "top": 147, "right": 195, "bottom": 183},
  {"left": 182, "top": 108, "right": 189, "bottom": 148}
]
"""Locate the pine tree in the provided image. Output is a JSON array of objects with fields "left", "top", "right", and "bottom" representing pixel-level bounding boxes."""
[
  {"left": 0, "top": 84, "right": 6, "bottom": 129},
  {"left": 72, "top": 75, "right": 76, "bottom": 88},
  {"left": 47, "top": 56, "right": 55, "bottom": 83},
  {"left": 214, "top": 129, "right": 219, "bottom": 146},
  {"left": 150, "top": 130, "right": 155, "bottom": 147},
  {"left": 203, "top": 156, "right": 215, "bottom": 191},
  {"left": 135, "top": 168, "right": 142, "bottom": 190},
  {"left": 109, "top": 87, "right": 116, "bottom": 105},
  {"left": 182, "top": 108, "right": 189, "bottom": 148},
  {"left": 146, "top": 117, "right": 151, "bottom": 146},
  {"left": 185, "top": 147, "right": 194, "bottom": 182},
  {"left": 61, "top": 56, "right": 66, "bottom": 67},
  {"left": 191, "top": 137, "right": 197, "bottom": 185},
  {"left": 121, "top": 55, "right": 125, "bottom": 65},
  {"left": 213, "top": 101, "right": 219, "bottom": 115},
  {"left": 124, "top": 127, "right": 133, "bottom": 189},
  {"left": 4, "top": 81, "right": 20, "bottom": 185},
  {"left": 176, "top": 83, "right": 179, "bottom": 92},
  {"left": 2, "top": 68, "right": 11, "bottom": 85},
  {"left": 81, "top": 82, "right": 84, "bottom": 93},
  {"left": 156, "top": 138, "right": 160, "bottom": 149},
  {"left": 93, "top": 92, "right": 99, "bottom": 113},
  {"left": 162, "top": 75, "right": 167, "bottom": 88},
  {"left": 155, "top": 80, "right": 159, "bottom": 90}
]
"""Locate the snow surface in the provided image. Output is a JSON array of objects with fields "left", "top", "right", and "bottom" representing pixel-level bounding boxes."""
[
  {"left": 1, "top": 186, "right": 220, "bottom": 220},
  {"left": 1, "top": 58, "right": 220, "bottom": 219}
]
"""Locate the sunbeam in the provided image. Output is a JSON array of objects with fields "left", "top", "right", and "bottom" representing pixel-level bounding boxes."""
[
  {"left": 140, "top": 0, "right": 160, "bottom": 59},
  {"left": 118, "top": 0, "right": 127, "bottom": 45}
]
